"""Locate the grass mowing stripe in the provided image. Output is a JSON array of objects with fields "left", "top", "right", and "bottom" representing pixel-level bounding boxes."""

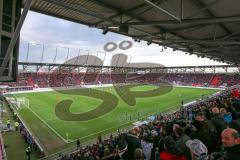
[
  {"left": 68, "top": 103, "right": 181, "bottom": 141},
  {"left": 28, "top": 107, "right": 68, "bottom": 143}
]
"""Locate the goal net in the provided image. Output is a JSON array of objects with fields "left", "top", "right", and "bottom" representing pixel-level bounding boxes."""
[
  {"left": 16, "top": 97, "right": 29, "bottom": 110},
  {"left": 6, "top": 97, "right": 29, "bottom": 110}
]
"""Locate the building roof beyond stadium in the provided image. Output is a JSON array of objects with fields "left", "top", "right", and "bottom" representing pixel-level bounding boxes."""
[{"left": 22, "top": 0, "right": 240, "bottom": 65}]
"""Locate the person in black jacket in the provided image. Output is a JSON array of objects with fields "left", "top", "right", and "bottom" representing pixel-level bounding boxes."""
[
  {"left": 191, "top": 112, "right": 216, "bottom": 153},
  {"left": 210, "top": 107, "right": 227, "bottom": 137},
  {"left": 174, "top": 126, "right": 191, "bottom": 160},
  {"left": 210, "top": 128, "right": 240, "bottom": 160},
  {"left": 117, "top": 133, "right": 142, "bottom": 160}
]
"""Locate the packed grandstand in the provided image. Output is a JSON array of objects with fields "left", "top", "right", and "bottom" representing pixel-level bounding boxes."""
[
  {"left": 2, "top": 72, "right": 240, "bottom": 90},
  {"left": 1, "top": 71, "right": 240, "bottom": 160}
]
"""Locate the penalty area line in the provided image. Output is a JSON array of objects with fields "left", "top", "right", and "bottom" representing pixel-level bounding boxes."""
[{"left": 27, "top": 107, "right": 68, "bottom": 143}]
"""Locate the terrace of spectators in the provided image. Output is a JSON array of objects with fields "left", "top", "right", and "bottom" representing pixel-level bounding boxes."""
[{"left": 1, "top": 72, "right": 240, "bottom": 92}]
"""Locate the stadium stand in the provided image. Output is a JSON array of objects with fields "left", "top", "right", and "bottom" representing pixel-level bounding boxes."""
[{"left": 1, "top": 72, "right": 240, "bottom": 90}]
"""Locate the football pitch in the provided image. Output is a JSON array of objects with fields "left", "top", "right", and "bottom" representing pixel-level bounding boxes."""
[{"left": 9, "top": 85, "right": 218, "bottom": 154}]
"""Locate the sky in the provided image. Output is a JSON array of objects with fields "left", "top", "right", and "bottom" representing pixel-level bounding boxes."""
[{"left": 19, "top": 11, "right": 226, "bottom": 67}]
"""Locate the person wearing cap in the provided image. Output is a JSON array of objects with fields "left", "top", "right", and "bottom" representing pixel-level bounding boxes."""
[
  {"left": 141, "top": 138, "right": 153, "bottom": 160},
  {"left": 160, "top": 136, "right": 187, "bottom": 160},
  {"left": 186, "top": 139, "right": 208, "bottom": 160}
]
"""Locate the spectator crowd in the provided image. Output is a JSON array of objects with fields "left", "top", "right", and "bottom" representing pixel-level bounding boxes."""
[{"left": 1, "top": 72, "right": 240, "bottom": 89}]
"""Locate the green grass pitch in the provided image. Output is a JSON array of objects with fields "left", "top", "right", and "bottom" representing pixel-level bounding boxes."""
[{"left": 9, "top": 85, "right": 219, "bottom": 154}]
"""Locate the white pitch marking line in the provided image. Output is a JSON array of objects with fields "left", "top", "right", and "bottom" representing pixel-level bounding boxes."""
[{"left": 28, "top": 107, "right": 68, "bottom": 143}]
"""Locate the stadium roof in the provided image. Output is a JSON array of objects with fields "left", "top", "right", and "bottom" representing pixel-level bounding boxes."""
[{"left": 22, "top": 0, "right": 240, "bottom": 65}]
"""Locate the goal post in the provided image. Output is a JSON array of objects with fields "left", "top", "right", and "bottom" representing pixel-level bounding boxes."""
[
  {"left": 16, "top": 97, "right": 29, "bottom": 110},
  {"left": 5, "top": 96, "right": 29, "bottom": 110}
]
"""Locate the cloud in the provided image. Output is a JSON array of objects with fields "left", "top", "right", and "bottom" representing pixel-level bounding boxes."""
[{"left": 19, "top": 11, "right": 226, "bottom": 67}]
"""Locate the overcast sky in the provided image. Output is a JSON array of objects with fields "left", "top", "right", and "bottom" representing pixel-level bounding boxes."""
[{"left": 19, "top": 11, "right": 225, "bottom": 67}]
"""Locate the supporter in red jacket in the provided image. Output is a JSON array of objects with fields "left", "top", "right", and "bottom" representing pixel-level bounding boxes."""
[{"left": 160, "top": 136, "right": 187, "bottom": 160}]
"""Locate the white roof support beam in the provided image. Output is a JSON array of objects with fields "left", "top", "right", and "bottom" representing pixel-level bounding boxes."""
[{"left": 143, "top": 0, "right": 181, "bottom": 22}]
